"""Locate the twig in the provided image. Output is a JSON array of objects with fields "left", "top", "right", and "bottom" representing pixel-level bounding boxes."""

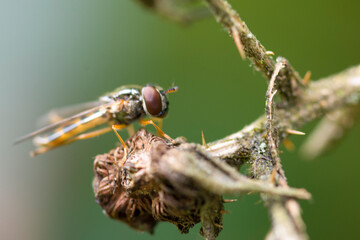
[
  {"left": 266, "top": 60, "right": 285, "bottom": 175},
  {"left": 300, "top": 104, "right": 360, "bottom": 159},
  {"left": 162, "top": 143, "right": 311, "bottom": 199},
  {"left": 205, "top": 65, "right": 360, "bottom": 239},
  {"left": 262, "top": 60, "right": 308, "bottom": 240},
  {"left": 207, "top": 65, "right": 360, "bottom": 165},
  {"left": 204, "top": 0, "right": 303, "bottom": 104},
  {"left": 201, "top": 3, "right": 360, "bottom": 233}
]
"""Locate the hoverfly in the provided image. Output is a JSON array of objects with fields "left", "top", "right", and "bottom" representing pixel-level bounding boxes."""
[{"left": 15, "top": 85, "right": 178, "bottom": 156}]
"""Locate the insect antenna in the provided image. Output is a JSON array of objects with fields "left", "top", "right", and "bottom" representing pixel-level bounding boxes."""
[{"left": 164, "top": 86, "right": 179, "bottom": 95}]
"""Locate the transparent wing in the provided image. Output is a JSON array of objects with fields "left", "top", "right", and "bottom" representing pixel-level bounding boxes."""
[
  {"left": 14, "top": 102, "right": 112, "bottom": 144},
  {"left": 37, "top": 101, "right": 102, "bottom": 127}
]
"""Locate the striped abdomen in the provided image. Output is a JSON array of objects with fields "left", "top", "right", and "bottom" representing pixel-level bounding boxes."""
[{"left": 33, "top": 110, "right": 109, "bottom": 147}]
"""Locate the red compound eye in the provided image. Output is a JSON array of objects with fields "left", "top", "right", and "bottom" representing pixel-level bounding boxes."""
[{"left": 143, "top": 86, "right": 162, "bottom": 116}]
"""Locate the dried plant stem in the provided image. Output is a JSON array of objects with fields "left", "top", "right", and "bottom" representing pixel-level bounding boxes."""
[
  {"left": 300, "top": 104, "right": 360, "bottom": 159},
  {"left": 200, "top": 1, "right": 360, "bottom": 239},
  {"left": 263, "top": 60, "right": 308, "bottom": 240},
  {"left": 266, "top": 60, "right": 285, "bottom": 175},
  {"left": 165, "top": 145, "right": 311, "bottom": 199},
  {"left": 205, "top": 65, "right": 360, "bottom": 239},
  {"left": 207, "top": 65, "right": 360, "bottom": 166},
  {"left": 204, "top": 0, "right": 303, "bottom": 104}
]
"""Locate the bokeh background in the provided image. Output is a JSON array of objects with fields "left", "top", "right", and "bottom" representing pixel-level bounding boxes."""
[{"left": 1, "top": 0, "right": 360, "bottom": 239}]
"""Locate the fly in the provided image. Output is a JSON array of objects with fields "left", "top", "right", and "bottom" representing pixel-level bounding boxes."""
[{"left": 15, "top": 85, "right": 178, "bottom": 156}]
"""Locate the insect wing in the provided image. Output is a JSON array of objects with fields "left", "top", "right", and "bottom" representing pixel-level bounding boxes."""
[
  {"left": 14, "top": 102, "right": 112, "bottom": 145},
  {"left": 37, "top": 101, "right": 102, "bottom": 127}
]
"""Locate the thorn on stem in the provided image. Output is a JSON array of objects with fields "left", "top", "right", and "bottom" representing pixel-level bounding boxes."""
[
  {"left": 286, "top": 129, "right": 306, "bottom": 136},
  {"left": 266, "top": 51, "right": 275, "bottom": 56},
  {"left": 201, "top": 130, "right": 207, "bottom": 147},
  {"left": 303, "top": 71, "right": 312, "bottom": 85},
  {"left": 214, "top": 223, "right": 224, "bottom": 229},
  {"left": 220, "top": 210, "right": 230, "bottom": 215}
]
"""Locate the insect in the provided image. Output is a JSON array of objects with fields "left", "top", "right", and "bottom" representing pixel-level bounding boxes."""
[{"left": 15, "top": 85, "right": 178, "bottom": 156}]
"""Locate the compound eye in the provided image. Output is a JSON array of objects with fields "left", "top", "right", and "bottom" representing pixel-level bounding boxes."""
[{"left": 143, "top": 86, "right": 162, "bottom": 116}]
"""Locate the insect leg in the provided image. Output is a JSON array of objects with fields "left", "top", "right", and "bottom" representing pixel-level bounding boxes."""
[
  {"left": 138, "top": 119, "right": 174, "bottom": 143},
  {"left": 112, "top": 124, "right": 129, "bottom": 160},
  {"left": 153, "top": 118, "right": 163, "bottom": 130},
  {"left": 64, "top": 127, "right": 113, "bottom": 144},
  {"left": 147, "top": 117, "right": 163, "bottom": 136},
  {"left": 155, "top": 118, "right": 163, "bottom": 135}
]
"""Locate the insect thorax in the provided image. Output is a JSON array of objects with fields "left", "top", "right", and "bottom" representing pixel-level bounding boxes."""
[
  {"left": 118, "top": 100, "right": 145, "bottom": 124},
  {"left": 101, "top": 87, "right": 146, "bottom": 125}
]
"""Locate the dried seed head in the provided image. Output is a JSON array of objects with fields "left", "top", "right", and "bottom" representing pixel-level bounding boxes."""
[{"left": 93, "top": 129, "right": 224, "bottom": 236}]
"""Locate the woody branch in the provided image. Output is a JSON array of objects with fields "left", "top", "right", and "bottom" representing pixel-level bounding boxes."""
[
  {"left": 101, "top": 0, "right": 360, "bottom": 239},
  {"left": 204, "top": 0, "right": 304, "bottom": 105},
  {"left": 202, "top": 0, "right": 360, "bottom": 239}
]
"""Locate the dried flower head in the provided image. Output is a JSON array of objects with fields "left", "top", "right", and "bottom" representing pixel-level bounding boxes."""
[{"left": 93, "top": 129, "right": 224, "bottom": 236}]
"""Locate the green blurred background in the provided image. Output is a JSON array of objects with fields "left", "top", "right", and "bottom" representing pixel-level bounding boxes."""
[{"left": 1, "top": 0, "right": 360, "bottom": 239}]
